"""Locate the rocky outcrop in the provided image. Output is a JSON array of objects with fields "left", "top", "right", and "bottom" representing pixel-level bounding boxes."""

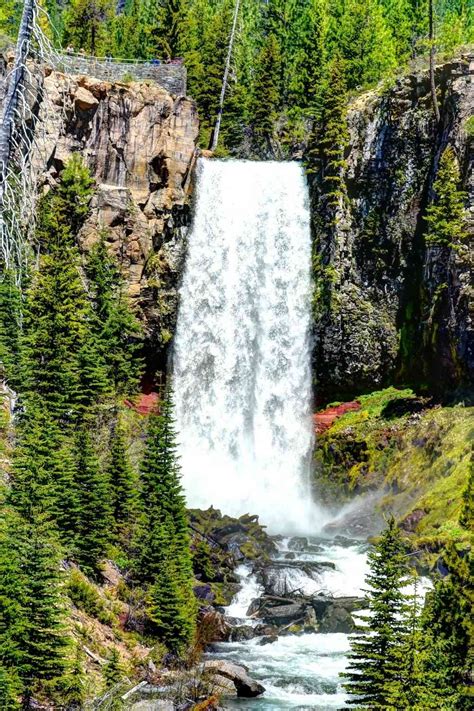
[
  {"left": 1, "top": 58, "right": 199, "bottom": 372},
  {"left": 244, "top": 589, "right": 364, "bottom": 634},
  {"left": 309, "top": 57, "right": 474, "bottom": 400}
]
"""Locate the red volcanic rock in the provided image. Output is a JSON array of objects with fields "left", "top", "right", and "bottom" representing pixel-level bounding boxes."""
[
  {"left": 124, "top": 391, "right": 160, "bottom": 415},
  {"left": 314, "top": 401, "right": 361, "bottom": 434}
]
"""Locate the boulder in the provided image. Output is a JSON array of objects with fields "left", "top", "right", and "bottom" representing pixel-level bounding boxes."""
[
  {"left": 246, "top": 598, "right": 262, "bottom": 617},
  {"left": 311, "top": 595, "right": 365, "bottom": 617},
  {"left": 261, "top": 603, "right": 306, "bottom": 626},
  {"left": 74, "top": 86, "right": 99, "bottom": 110},
  {"left": 229, "top": 625, "right": 256, "bottom": 642},
  {"left": 310, "top": 595, "right": 365, "bottom": 633},
  {"left": 259, "top": 635, "right": 278, "bottom": 645},
  {"left": 254, "top": 623, "right": 279, "bottom": 637},
  {"left": 319, "top": 606, "right": 355, "bottom": 633},
  {"left": 288, "top": 536, "right": 308, "bottom": 551},
  {"left": 194, "top": 584, "right": 215, "bottom": 603},
  {"left": 203, "top": 660, "right": 265, "bottom": 698}
]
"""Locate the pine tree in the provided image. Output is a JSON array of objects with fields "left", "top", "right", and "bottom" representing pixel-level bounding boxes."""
[
  {"left": 147, "top": 520, "right": 195, "bottom": 655},
  {"left": 20, "top": 157, "right": 107, "bottom": 419},
  {"left": 107, "top": 420, "right": 139, "bottom": 533},
  {"left": 72, "top": 427, "right": 113, "bottom": 575},
  {"left": 10, "top": 399, "right": 78, "bottom": 541},
  {"left": 387, "top": 576, "right": 427, "bottom": 708},
  {"left": 154, "top": 0, "right": 187, "bottom": 59},
  {"left": 251, "top": 32, "right": 281, "bottom": 154},
  {"left": 62, "top": 0, "right": 116, "bottom": 54},
  {"left": 306, "top": 55, "right": 349, "bottom": 208},
  {"left": 334, "top": 0, "right": 397, "bottom": 89},
  {"left": 0, "top": 507, "right": 68, "bottom": 707},
  {"left": 0, "top": 664, "right": 21, "bottom": 710},
  {"left": 287, "top": 0, "right": 329, "bottom": 116},
  {"left": 59, "top": 644, "right": 87, "bottom": 710},
  {"left": 20, "top": 244, "right": 89, "bottom": 416},
  {"left": 0, "top": 269, "right": 22, "bottom": 387},
  {"left": 183, "top": 0, "right": 234, "bottom": 147},
  {"left": 37, "top": 153, "right": 94, "bottom": 251},
  {"left": 85, "top": 234, "right": 142, "bottom": 396},
  {"left": 19, "top": 516, "right": 68, "bottom": 707},
  {"left": 421, "top": 545, "right": 473, "bottom": 709},
  {"left": 136, "top": 392, "right": 196, "bottom": 653},
  {"left": 425, "top": 145, "right": 468, "bottom": 247},
  {"left": 342, "top": 517, "right": 409, "bottom": 707},
  {"left": 103, "top": 647, "right": 124, "bottom": 688}
]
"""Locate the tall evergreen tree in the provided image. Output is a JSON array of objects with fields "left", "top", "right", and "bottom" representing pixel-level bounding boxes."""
[
  {"left": 425, "top": 145, "right": 468, "bottom": 247},
  {"left": 62, "top": 0, "right": 115, "bottom": 54},
  {"left": 20, "top": 156, "right": 107, "bottom": 419},
  {"left": 0, "top": 269, "right": 22, "bottom": 387},
  {"left": 72, "top": 427, "right": 113, "bottom": 575},
  {"left": 306, "top": 55, "right": 349, "bottom": 208},
  {"left": 20, "top": 244, "right": 91, "bottom": 417},
  {"left": 10, "top": 399, "right": 78, "bottom": 542},
  {"left": 387, "top": 576, "right": 428, "bottom": 708},
  {"left": 421, "top": 545, "right": 473, "bottom": 709},
  {"left": 0, "top": 507, "right": 68, "bottom": 707},
  {"left": 342, "top": 517, "right": 409, "bottom": 706},
  {"left": 146, "top": 519, "right": 195, "bottom": 655},
  {"left": 136, "top": 392, "right": 196, "bottom": 653},
  {"left": 251, "top": 32, "right": 281, "bottom": 153},
  {"left": 287, "top": 0, "right": 329, "bottom": 115},
  {"left": 85, "top": 235, "right": 142, "bottom": 396},
  {"left": 107, "top": 420, "right": 139, "bottom": 533},
  {"left": 333, "top": 0, "right": 397, "bottom": 89}
]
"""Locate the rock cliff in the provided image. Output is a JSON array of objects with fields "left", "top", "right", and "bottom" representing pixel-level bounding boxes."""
[
  {"left": 1, "top": 59, "right": 199, "bottom": 374},
  {"left": 308, "top": 57, "right": 474, "bottom": 401}
]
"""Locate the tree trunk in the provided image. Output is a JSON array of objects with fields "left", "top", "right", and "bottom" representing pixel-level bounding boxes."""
[
  {"left": 210, "top": 0, "right": 241, "bottom": 151},
  {"left": 429, "top": 0, "right": 440, "bottom": 123}
]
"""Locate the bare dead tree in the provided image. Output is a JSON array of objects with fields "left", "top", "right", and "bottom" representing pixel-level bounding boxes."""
[
  {"left": 429, "top": 0, "right": 440, "bottom": 123},
  {"left": 210, "top": 0, "right": 241, "bottom": 152}
]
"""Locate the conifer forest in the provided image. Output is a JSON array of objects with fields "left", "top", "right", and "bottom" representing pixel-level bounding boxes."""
[{"left": 0, "top": 1, "right": 473, "bottom": 709}]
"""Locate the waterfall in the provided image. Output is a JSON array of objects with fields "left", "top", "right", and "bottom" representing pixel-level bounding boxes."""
[{"left": 173, "top": 159, "right": 318, "bottom": 532}]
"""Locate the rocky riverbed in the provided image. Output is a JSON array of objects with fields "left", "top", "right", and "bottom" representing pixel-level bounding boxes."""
[{"left": 207, "top": 533, "right": 371, "bottom": 709}]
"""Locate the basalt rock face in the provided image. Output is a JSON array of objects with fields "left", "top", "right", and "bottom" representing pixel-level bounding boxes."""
[
  {"left": 309, "top": 58, "right": 474, "bottom": 402},
  {"left": 1, "top": 59, "right": 199, "bottom": 368}
]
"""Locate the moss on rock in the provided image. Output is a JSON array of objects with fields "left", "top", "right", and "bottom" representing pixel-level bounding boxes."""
[{"left": 313, "top": 388, "right": 473, "bottom": 554}]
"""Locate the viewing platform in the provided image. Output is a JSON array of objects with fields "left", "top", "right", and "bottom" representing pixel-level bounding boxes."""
[{"left": 56, "top": 52, "right": 187, "bottom": 95}]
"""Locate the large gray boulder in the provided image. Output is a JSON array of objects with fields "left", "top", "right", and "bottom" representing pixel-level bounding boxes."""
[{"left": 203, "top": 660, "right": 265, "bottom": 697}]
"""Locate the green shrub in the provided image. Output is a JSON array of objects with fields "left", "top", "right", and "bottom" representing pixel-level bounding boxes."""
[
  {"left": 465, "top": 116, "right": 474, "bottom": 137},
  {"left": 67, "top": 569, "right": 115, "bottom": 626}
]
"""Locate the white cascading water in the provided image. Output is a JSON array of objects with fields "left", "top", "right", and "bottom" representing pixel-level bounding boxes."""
[{"left": 173, "top": 159, "right": 317, "bottom": 531}]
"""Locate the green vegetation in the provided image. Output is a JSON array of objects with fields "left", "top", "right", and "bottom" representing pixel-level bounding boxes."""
[
  {"left": 425, "top": 145, "right": 468, "bottom": 247},
  {"left": 465, "top": 115, "right": 474, "bottom": 137},
  {"left": 0, "top": 156, "right": 198, "bottom": 706},
  {"left": 135, "top": 394, "right": 196, "bottom": 654},
  {"left": 314, "top": 387, "right": 473, "bottom": 552},
  {"left": 2, "top": 1, "right": 473, "bottom": 153},
  {"left": 343, "top": 518, "right": 473, "bottom": 708},
  {"left": 306, "top": 54, "right": 350, "bottom": 206},
  {"left": 343, "top": 518, "right": 410, "bottom": 705}
]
